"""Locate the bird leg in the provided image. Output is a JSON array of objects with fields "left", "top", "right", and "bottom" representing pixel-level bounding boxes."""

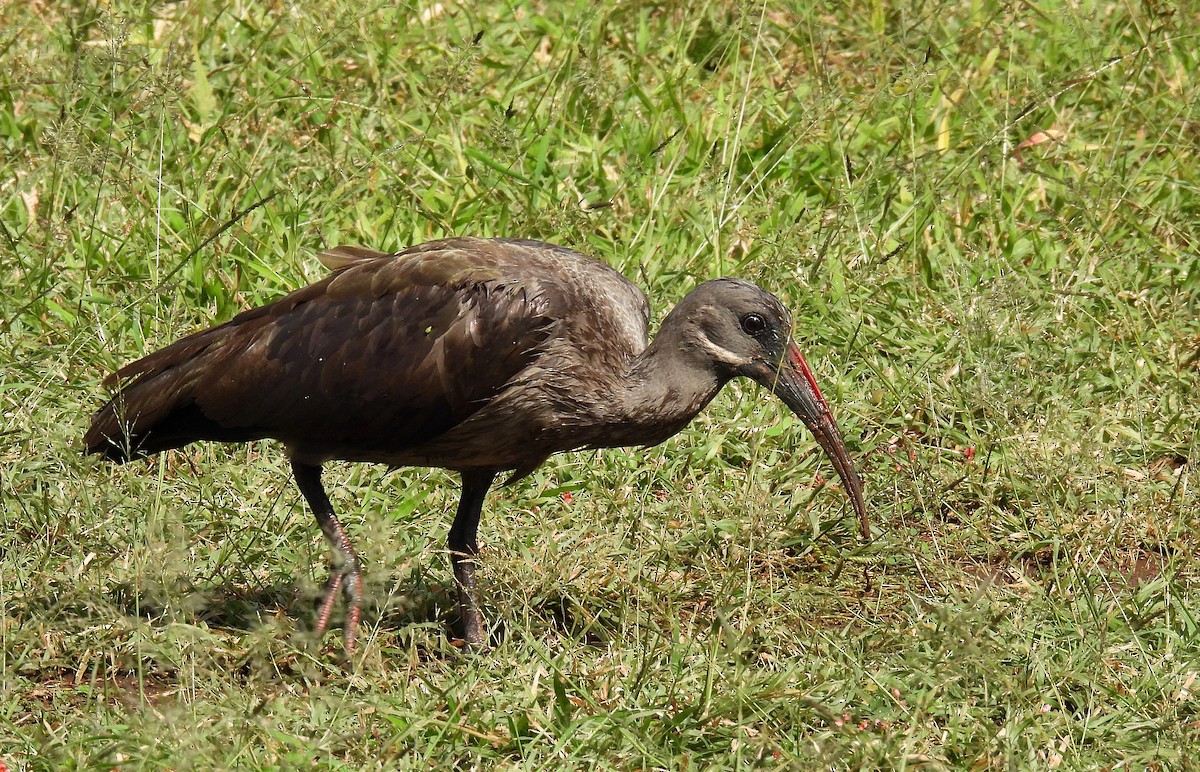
[
  {"left": 292, "top": 461, "right": 364, "bottom": 653},
  {"left": 448, "top": 470, "right": 497, "bottom": 648}
]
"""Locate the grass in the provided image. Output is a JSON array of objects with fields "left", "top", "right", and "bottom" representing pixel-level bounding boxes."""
[{"left": 3, "top": 0, "right": 1200, "bottom": 767}]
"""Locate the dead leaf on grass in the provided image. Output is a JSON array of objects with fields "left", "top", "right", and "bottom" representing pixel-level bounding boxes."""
[{"left": 1013, "top": 127, "right": 1066, "bottom": 160}]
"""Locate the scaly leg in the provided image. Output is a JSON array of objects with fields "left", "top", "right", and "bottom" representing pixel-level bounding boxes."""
[
  {"left": 292, "top": 461, "right": 364, "bottom": 653},
  {"left": 448, "top": 470, "right": 497, "bottom": 648}
]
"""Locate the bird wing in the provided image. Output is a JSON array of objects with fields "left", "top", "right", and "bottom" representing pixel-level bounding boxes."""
[
  {"left": 100, "top": 241, "right": 568, "bottom": 460},
  {"left": 315, "top": 245, "right": 393, "bottom": 271}
]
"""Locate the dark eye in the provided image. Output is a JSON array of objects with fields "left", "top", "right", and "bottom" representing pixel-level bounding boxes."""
[{"left": 740, "top": 313, "right": 767, "bottom": 335}]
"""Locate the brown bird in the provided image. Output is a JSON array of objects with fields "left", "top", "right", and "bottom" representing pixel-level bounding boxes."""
[{"left": 85, "top": 237, "right": 869, "bottom": 652}]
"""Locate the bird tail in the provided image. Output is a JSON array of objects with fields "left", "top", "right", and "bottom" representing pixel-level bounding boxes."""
[
  {"left": 83, "top": 325, "right": 263, "bottom": 463},
  {"left": 84, "top": 374, "right": 203, "bottom": 463}
]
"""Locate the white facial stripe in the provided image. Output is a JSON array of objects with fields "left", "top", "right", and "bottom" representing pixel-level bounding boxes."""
[{"left": 695, "top": 334, "right": 753, "bottom": 366}]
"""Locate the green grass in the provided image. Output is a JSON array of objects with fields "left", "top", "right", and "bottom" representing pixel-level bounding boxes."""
[{"left": 3, "top": 0, "right": 1200, "bottom": 767}]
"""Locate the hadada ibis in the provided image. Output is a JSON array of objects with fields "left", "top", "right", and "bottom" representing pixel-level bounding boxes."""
[{"left": 85, "top": 237, "right": 869, "bottom": 652}]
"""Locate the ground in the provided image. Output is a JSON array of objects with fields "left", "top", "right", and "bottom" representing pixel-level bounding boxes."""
[{"left": 2, "top": 0, "right": 1199, "bottom": 768}]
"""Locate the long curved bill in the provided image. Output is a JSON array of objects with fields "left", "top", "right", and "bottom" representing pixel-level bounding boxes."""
[{"left": 747, "top": 343, "right": 870, "bottom": 542}]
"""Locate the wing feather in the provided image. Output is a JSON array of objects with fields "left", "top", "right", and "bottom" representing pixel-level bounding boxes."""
[
  {"left": 199, "top": 275, "right": 560, "bottom": 456},
  {"left": 88, "top": 241, "right": 566, "bottom": 462}
]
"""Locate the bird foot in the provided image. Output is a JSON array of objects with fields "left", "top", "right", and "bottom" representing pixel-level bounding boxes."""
[
  {"left": 451, "top": 558, "right": 493, "bottom": 651},
  {"left": 450, "top": 631, "right": 492, "bottom": 654},
  {"left": 458, "top": 614, "right": 492, "bottom": 653},
  {"left": 314, "top": 565, "right": 364, "bottom": 654}
]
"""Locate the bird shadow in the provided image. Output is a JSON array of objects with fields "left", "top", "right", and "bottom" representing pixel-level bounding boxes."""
[
  {"left": 106, "top": 573, "right": 469, "bottom": 645},
  {"left": 105, "top": 577, "right": 614, "bottom": 651},
  {"left": 532, "top": 594, "right": 613, "bottom": 647}
]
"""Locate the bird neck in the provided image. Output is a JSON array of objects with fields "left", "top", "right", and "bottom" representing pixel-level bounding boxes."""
[{"left": 600, "top": 333, "right": 726, "bottom": 448}]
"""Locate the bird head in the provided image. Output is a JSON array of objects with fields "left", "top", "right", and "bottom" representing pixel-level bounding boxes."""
[{"left": 680, "top": 279, "right": 870, "bottom": 541}]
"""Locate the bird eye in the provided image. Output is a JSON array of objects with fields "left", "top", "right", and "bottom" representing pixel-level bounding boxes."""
[{"left": 740, "top": 313, "right": 767, "bottom": 335}]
